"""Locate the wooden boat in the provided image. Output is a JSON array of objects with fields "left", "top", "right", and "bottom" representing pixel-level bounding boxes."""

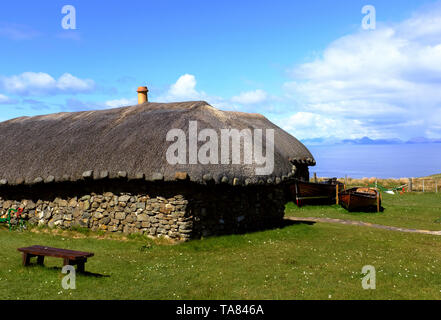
[
  {"left": 338, "top": 187, "right": 381, "bottom": 212},
  {"left": 290, "top": 179, "right": 344, "bottom": 207}
]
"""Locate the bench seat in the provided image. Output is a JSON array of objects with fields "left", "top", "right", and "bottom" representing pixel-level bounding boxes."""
[{"left": 17, "top": 245, "right": 94, "bottom": 273}]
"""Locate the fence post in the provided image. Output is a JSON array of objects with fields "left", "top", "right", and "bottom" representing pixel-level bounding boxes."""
[
  {"left": 336, "top": 183, "right": 339, "bottom": 205},
  {"left": 436, "top": 180, "right": 438, "bottom": 193},
  {"left": 313, "top": 172, "right": 317, "bottom": 183},
  {"left": 408, "top": 178, "right": 413, "bottom": 192},
  {"left": 423, "top": 179, "right": 425, "bottom": 193}
]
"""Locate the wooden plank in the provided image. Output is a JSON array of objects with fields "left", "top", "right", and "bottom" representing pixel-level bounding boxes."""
[
  {"left": 17, "top": 246, "right": 94, "bottom": 259},
  {"left": 18, "top": 245, "right": 94, "bottom": 257},
  {"left": 29, "top": 245, "right": 94, "bottom": 257},
  {"left": 17, "top": 250, "right": 90, "bottom": 260}
]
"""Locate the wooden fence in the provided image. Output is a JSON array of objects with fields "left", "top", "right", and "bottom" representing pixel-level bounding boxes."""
[
  {"left": 311, "top": 173, "right": 440, "bottom": 193},
  {"left": 408, "top": 178, "right": 440, "bottom": 193}
]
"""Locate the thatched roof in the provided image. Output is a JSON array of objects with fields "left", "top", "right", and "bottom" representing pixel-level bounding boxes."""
[{"left": 0, "top": 101, "right": 314, "bottom": 187}]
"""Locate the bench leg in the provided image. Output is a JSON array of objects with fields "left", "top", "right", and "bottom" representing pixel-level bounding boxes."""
[
  {"left": 77, "top": 260, "right": 85, "bottom": 273},
  {"left": 22, "top": 253, "right": 31, "bottom": 266},
  {"left": 63, "top": 258, "right": 86, "bottom": 273},
  {"left": 37, "top": 255, "right": 44, "bottom": 265},
  {"left": 63, "top": 258, "right": 72, "bottom": 266}
]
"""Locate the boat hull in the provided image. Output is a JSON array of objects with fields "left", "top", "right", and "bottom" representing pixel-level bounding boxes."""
[
  {"left": 339, "top": 188, "right": 381, "bottom": 212},
  {"left": 290, "top": 180, "right": 341, "bottom": 207}
]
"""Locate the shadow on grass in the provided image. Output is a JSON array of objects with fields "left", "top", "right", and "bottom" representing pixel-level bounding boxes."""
[
  {"left": 239, "top": 218, "right": 317, "bottom": 235},
  {"left": 281, "top": 219, "right": 316, "bottom": 227},
  {"left": 180, "top": 218, "right": 319, "bottom": 252},
  {"left": 286, "top": 201, "right": 385, "bottom": 215},
  {"left": 23, "top": 263, "right": 109, "bottom": 278},
  {"left": 48, "top": 266, "right": 110, "bottom": 278}
]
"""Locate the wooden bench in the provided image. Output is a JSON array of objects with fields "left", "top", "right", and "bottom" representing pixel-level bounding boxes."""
[{"left": 17, "top": 245, "right": 94, "bottom": 273}]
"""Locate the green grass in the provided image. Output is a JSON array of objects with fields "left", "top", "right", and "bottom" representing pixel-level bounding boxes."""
[
  {"left": 1, "top": 192, "right": 441, "bottom": 300},
  {"left": 286, "top": 192, "right": 441, "bottom": 231}
]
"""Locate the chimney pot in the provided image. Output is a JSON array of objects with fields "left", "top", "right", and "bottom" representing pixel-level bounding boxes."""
[{"left": 137, "top": 86, "right": 149, "bottom": 104}]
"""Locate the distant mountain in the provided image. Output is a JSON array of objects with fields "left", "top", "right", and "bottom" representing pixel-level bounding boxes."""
[
  {"left": 302, "top": 136, "right": 441, "bottom": 146},
  {"left": 341, "top": 137, "right": 404, "bottom": 145},
  {"left": 406, "top": 137, "right": 441, "bottom": 144}
]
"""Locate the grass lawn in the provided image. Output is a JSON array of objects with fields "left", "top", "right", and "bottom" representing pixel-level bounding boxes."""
[
  {"left": 1, "top": 192, "right": 441, "bottom": 300},
  {"left": 286, "top": 192, "right": 441, "bottom": 231}
]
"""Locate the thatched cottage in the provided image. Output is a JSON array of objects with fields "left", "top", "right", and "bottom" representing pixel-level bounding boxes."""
[{"left": 0, "top": 87, "right": 315, "bottom": 240}]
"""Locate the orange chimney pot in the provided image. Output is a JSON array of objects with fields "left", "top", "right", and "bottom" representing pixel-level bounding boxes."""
[{"left": 137, "top": 86, "right": 149, "bottom": 104}]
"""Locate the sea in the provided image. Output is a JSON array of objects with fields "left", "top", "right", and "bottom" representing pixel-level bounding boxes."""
[{"left": 306, "top": 143, "right": 441, "bottom": 179}]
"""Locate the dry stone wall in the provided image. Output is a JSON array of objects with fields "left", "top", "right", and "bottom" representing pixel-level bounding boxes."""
[
  {"left": 0, "top": 192, "right": 192, "bottom": 240},
  {"left": 0, "top": 183, "right": 287, "bottom": 241}
]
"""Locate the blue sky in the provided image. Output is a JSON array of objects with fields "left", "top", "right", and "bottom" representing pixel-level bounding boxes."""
[{"left": 1, "top": 0, "right": 440, "bottom": 141}]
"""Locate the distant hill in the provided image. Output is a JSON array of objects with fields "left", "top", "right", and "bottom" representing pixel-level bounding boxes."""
[
  {"left": 341, "top": 137, "right": 404, "bottom": 145},
  {"left": 406, "top": 137, "right": 441, "bottom": 144},
  {"left": 302, "top": 136, "right": 441, "bottom": 146}
]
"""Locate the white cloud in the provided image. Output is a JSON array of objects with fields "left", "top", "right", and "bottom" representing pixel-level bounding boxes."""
[
  {"left": 156, "top": 74, "right": 238, "bottom": 110},
  {"left": 282, "top": 3, "right": 441, "bottom": 139},
  {"left": 157, "top": 74, "right": 275, "bottom": 112},
  {"left": 0, "top": 23, "right": 40, "bottom": 40},
  {"left": 231, "top": 89, "right": 268, "bottom": 105},
  {"left": 167, "top": 74, "right": 200, "bottom": 100},
  {"left": 0, "top": 94, "right": 16, "bottom": 104},
  {"left": 105, "top": 98, "right": 137, "bottom": 108},
  {"left": 280, "top": 112, "right": 370, "bottom": 140},
  {"left": 0, "top": 72, "right": 95, "bottom": 95},
  {"left": 56, "top": 73, "right": 93, "bottom": 92},
  {"left": 158, "top": 74, "right": 209, "bottom": 102}
]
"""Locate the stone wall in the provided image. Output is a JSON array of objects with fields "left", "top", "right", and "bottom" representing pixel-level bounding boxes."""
[
  {"left": 0, "top": 192, "right": 192, "bottom": 241},
  {"left": 0, "top": 182, "right": 287, "bottom": 241}
]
